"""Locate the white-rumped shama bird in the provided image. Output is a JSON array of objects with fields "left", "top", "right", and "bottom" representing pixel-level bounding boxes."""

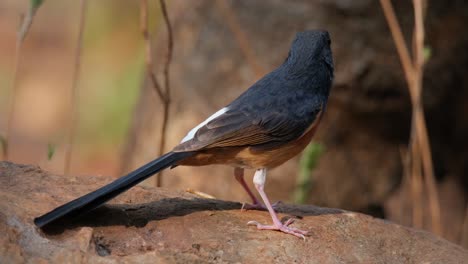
[{"left": 34, "top": 30, "right": 334, "bottom": 238}]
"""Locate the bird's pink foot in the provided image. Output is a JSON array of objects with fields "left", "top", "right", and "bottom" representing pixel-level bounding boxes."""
[
  {"left": 247, "top": 218, "right": 308, "bottom": 239},
  {"left": 248, "top": 169, "right": 307, "bottom": 239}
]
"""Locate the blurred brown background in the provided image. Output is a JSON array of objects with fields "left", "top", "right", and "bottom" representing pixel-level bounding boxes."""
[{"left": 1, "top": 0, "right": 467, "bottom": 248}]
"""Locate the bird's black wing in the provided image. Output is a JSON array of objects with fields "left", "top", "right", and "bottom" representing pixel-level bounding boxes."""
[{"left": 174, "top": 99, "right": 323, "bottom": 152}]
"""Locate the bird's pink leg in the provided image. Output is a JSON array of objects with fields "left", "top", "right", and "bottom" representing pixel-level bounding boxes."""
[
  {"left": 234, "top": 167, "right": 261, "bottom": 206},
  {"left": 234, "top": 167, "right": 281, "bottom": 211},
  {"left": 247, "top": 168, "right": 308, "bottom": 239}
]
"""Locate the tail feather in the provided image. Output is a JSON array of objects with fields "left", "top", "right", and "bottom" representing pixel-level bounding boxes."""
[{"left": 34, "top": 151, "right": 193, "bottom": 228}]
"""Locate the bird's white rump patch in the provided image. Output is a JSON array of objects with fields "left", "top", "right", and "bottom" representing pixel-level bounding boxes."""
[{"left": 180, "top": 107, "right": 228, "bottom": 143}]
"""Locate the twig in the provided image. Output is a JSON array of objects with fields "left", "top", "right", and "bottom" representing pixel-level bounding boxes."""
[
  {"left": 379, "top": 0, "right": 441, "bottom": 235},
  {"left": 412, "top": 0, "right": 441, "bottom": 236},
  {"left": 140, "top": 0, "right": 173, "bottom": 187},
  {"left": 18, "top": 0, "right": 43, "bottom": 42},
  {"left": 410, "top": 132, "right": 423, "bottom": 228},
  {"left": 216, "top": 1, "right": 265, "bottom": 79},
  {"left": 185, "top": 189, "right": 216, "bottom": 199},
  {"left": 3, "top": 40, "right": 22, "bottom": 161},
  {"left": 156, "top": 0, "right": 173, "bottom": 187},
  {"left": 398, "top": 146, "right": 411, "bottom": 225},
  {"left": 140, "top": 0, "right": 166, "bottom": 102},
  {"left": 4, "top": 1, "right": 44, "bottom": 160},
  {"left": 378, "top": 0, "right": 415, "bottom": 89},
  {"left": 160, "top": 0, "right": 173, "bottom": 98},
  {"left": 64, "top": 0, "right": 87, "bottom": 176}
]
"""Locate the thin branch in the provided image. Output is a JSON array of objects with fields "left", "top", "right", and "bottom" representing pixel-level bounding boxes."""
[
  {"left": 415, "top": 112, "right": 441, "bottom": 234},
  {"left": 18, "top": 1, "right": 42, "bottom": 43},
  {"left": 155, "top": 0, "right": 173, "bottom": 187},
  {"left": 64, "top": 0, "right": 87, "bottom": 176},
  {"left": 140, "top": 0, "right": 166, "bottom": 102},
  {"left": 3, "top": 39, "right": 22, "bottom": 161},
  {"left": 216, "top": 1, "right": 265, "bottom": 79},
  {"left": 398, "top": 146, "right": 412, "bottom": 226},
  {"left": 160, "top": 0, "right": 173, "bottom": 99},
  {"left": 413, "top": 0, "right": 425, "bottom": 84},
  {"left": 412, "top": 0, "right": 441, "bottom": 235},
  {"left": 379, "top": 0, "right": 415, "bottom": 100},
  {"left": 380, "top": 0, "right": 441, "bottom": 235},
  {"left": 140, "top": 0, "right": 173, "bottom": 187},
  {"left": 4, "top": 3, "right": 44, "bottom": 160},
  {"left": 185, "top": 188, "right": 216, "bottom": 199},
  {"left": 410, "top": 133, "right": 423, "bottom": 228}
]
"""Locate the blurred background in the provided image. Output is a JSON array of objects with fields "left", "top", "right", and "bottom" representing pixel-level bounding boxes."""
[{"left": 1, "top": 0, "right": 467, "bottom": 248}]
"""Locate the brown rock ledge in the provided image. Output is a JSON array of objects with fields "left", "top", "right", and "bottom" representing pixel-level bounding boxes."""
[{"left": 1, "top": 161, "right": 466, "bottom": 263}]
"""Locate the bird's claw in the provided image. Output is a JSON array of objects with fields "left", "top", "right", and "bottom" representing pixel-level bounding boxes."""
[{"left": 247, "top": 218, "right": 308, "bottom": 240}]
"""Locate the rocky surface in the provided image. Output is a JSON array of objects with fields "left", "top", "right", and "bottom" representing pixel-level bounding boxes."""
[{"left": 1, "top": 161, "right": 467, "bottom": 263}]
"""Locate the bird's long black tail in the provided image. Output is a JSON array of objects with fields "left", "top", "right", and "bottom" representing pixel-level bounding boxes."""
[{"left": 34, "top": 151, "right": 194, "bottom": 228}]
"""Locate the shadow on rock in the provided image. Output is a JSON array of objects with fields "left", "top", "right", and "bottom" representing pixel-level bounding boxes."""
[{"left": 39, "top": 197, "right": 343, "bottom": 235}]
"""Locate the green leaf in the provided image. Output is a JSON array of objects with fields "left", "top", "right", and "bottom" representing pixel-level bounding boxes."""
[
  {"left": 47, "top": 143, "right": 56, "bottom": 161},
  {"left": 0, "top": 135, "right": 7, "bottom": 157},
  {"left": 423, "top": 46, "right": 432, "bottom": 62},
  {"left": 18, "top": 0, "right": 45, "bottom": 41},
  {"left": 30, "top": 0, "right": 45, "bottom": 11},
  {"left": 293, "top": 142, "right": 325, "bottom": 204}
]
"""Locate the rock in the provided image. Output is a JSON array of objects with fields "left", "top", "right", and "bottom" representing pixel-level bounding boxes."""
[{"left": 1, "top": 161, "right": 467, "bottom": 263}]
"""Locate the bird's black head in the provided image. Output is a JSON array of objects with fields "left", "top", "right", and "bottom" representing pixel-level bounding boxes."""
[{"left": 283, "top": 30, "right": 334, "bottom": 82}]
